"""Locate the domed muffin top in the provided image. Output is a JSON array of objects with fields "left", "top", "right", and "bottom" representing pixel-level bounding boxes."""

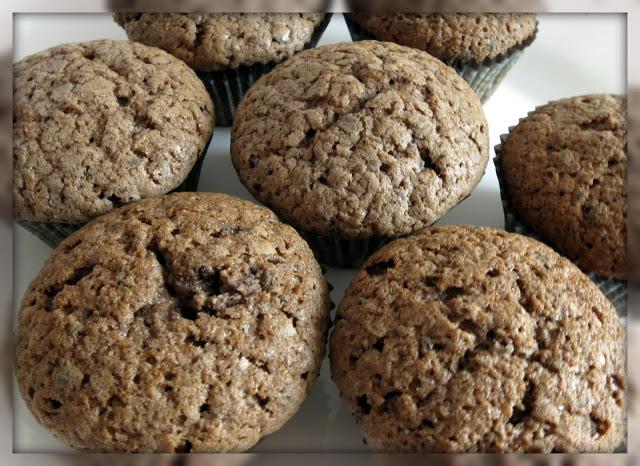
[
  {"left": 13, "top": 39, "right": 214, "bottom": 223},
  {"left": 15, "top": 192, "right": 330, "bottom": 452},
  {"left": 232, "top": 41, "right": 488, "bottom": 239}
]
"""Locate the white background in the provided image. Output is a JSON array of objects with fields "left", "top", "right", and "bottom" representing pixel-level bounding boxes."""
[{"left": 12, "top": 13, "right": 626, "bottom": 452}]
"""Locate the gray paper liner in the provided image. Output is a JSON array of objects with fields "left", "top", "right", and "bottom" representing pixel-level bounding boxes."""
[
  {"left": 198, "top": 13, "right": 332, "bottom": 127},
  {"left": 344, "top": 14, "right": 527, "bottom": 104},
  {"left": 494, "top": 130, "right": 628, "bottom": 317},
  {"left": 300, "top": 230, "right": 390, "bottom": 269},
  {"left": 18, "top": 139, "right": 210, "bottom": 249}
]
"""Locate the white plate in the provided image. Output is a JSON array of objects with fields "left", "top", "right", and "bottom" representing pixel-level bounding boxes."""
[{"left": 12, "top": 12, "right": 626, "bottom": 453}]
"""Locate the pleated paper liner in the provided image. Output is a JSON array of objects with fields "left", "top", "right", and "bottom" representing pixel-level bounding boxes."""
[
  {"left": 343, "top": 14, "right": 536, "bottom": 104},
  {"left": 198, "top": 13, "right": 333, "bottom": 127},
  {"left": 18, "top": 138, "right": 211, "bottom": 249},
  {"left": 494, "top": 130, "right": 627, "bottom": 317},
  {"left": 300, "top": 230, "right": 391, "bottom": 269}
]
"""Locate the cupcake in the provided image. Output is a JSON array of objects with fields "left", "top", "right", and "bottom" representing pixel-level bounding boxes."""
[
  {"left": 15, "top": 192, "right": 331, "bottom": 452},
  {"left": 344, "top": 13, "right": 538, "bottom": 103},
  {"left": 113, "top": 13, "right": 332, "bottom": 126},
  {"left": 231, "top": 41, "right": 489, "bottom": 268},
  {"left": 330, "top": 225, "right": 625, "bottom": 452},
  {"left": 494, "top": 94, "right": 627, "bottom": 314},
  {"left": 13, "top": 39, "right": 214, "bottom": 248}
]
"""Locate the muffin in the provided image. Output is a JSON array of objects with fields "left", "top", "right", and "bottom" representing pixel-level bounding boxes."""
[
  {"left": 15, "top": 192, "right": 331, "bottom": 452},
  {"left": 231, "top": 41, "right": 489, "bottom": 268},
  {"left": 113, "top": 13, "right": 332, "bottom": 126},
  {"left": 494, "top": 94, "right": 627, "bottom": 313},
  {"left": 347, "top": 0, "right": 544, "bottom": 12},
  {"left": 13, "top": 39, "right": 214, "bottom": 248},
  {"left": 0, "top": 53, "right": 10, "bottom": 221},
  {"left": 330, "top": 225, "right": 625, "bottom": 453},
  {"left": 344, "top": 13, "right": 538, "bottom": 103},
  {"left": 629, "top": 87, "right": 640, "bottom": 285}
]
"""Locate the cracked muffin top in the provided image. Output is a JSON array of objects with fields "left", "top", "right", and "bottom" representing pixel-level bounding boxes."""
[
  {"left": 501, "top": 94, "right": 627, "bottom": 279},
  {"left": 113, "top": 13, "right": 327, "bottom": 72},
  {"left": 13, "top": 39, "right": 214, "bottom": 224},
  {"left": 330, "top": 225, "right": 625, "bottom": 453},
  {"left": 231, "top": 41, "right": 489, "bottom": 239},
  {"left": 15, "top": 192, "right": 331, "bottom": 452},
  {"left": 346, "top": 14, "right": 538, "bottom": 65}
]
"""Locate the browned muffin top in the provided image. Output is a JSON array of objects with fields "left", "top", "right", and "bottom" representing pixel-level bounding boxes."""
[
  {"left": 348, "top": 13, "right": 538, "bottom": 64},
  {"left": 232, "top": 41, "right": 488, "bottom": 239},
  {"left": 113, "top": 13, "right": 326, "bottom": 71},
  {"left": 15, "top": 192, "right": 330, "bottom": 452},
  {"left": 330, "top": 225, "right": 625, "bottom": 453},
  {"left": 13, "top": 40, "right": 214, "bottom": 224},
  {"left": 501, "top": 94, "right": 627, "bottom": 279}
]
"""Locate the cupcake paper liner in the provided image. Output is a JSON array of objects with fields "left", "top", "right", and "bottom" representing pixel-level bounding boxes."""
[
  {"left": 198, "top": 13, "right": 333, "bottom": 127},
  {"left": 344, "top": 14, "right": 535, "bottom": 104},
  {"left": 300, "top": 230, "right": 390, "bottom": 269},
  {"left": 18, "top": 139, "right": 211, "bottom": 249},
  {"left": 494, "top": 130, "right": 628, "bottom": 317}
]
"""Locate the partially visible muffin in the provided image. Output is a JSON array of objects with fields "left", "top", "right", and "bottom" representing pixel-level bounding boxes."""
[
  {"left": 15, "top": 192, "right": 330, "bottom": 452},
  {"left": 109, "top": 0, "right": 327, "bottom": 12},
  {"left": 0, "top": 53, "right": 10, "bottom": 221},
  {"left": 346, "top": 14, "right": 537, "bottom": 65},
  {"left": 232, "top": 40, "right": 488, "bottom": 267},
  {"left": 114, "top": 13, "right": 328, "bottom": 72},
  {"left": 13, "top": 40, "right": 214, "bottom": 245},
  {"left": 500, "top": 94, "right": 627, "bottom": 279},
  {"left": 331, "top": 225, "right": 625, "bottom": 452},
  {"left": 347, "top": 0, "right": 544, "bottom": 12},
  {"left": 113, "top": 13, "right": 331, "bottom": 126},
  {"left": 344, "top": 14, "right": 537, "bottom": 103},
  {"left": 629, "top": 87, "right": 640, "bottom": 285}
]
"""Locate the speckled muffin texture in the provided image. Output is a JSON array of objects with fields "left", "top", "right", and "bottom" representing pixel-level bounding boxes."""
[
  {"left": 113, "top": 13, "right": 327, "bottom": 72},
  {"left": 232, "top": 41, "right": 488, "bottom": 240},
  {"left": 330, "top": 226, "right": 625, "bottom": 453},
  {"left": 13, "top": 39, "right": 214, "bottom": 223},
  {"left": 501, "top": 95, "right": 627, "bottom": 279},
  {"left": 346, "top": 14, "right": 538, "bottom": 65},
  {"left": 15, "top": 192, "right": 331, "bottom": 452}
]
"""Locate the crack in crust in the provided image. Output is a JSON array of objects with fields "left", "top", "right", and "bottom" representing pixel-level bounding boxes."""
[
  {"left": 15, "top": 192, "right": 331, "bottom": 452},
  {"left": 231, "top": 41, "right": 489, "bottom": 239},
  {"left": 330, "top": 226, "right": 625, "bottom": 453},
  {"left": 13, "top": 39, "right": 214, "bottom": 223}
]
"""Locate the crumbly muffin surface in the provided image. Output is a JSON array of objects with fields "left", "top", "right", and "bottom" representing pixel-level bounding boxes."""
[
  {"left": 232, "top": 41, "right": 488, "bottom": 239},
  {"left": 501, "top": 94, "right": 627, "bottom": 279},
  {"left": 113, "top": 13, "right": 326, "bottom": 71},
  {"left": 348, "top": 13, "right": 538, "bottom": 64},
  {"left": 15, "top": 192, "right": 330, "bottom": 452},
  {"left": 13, "top": 39, "right": 214, "bottom": 223},
  {"left": 330, "top": 225, "right": 625, "bottom": 452}
]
